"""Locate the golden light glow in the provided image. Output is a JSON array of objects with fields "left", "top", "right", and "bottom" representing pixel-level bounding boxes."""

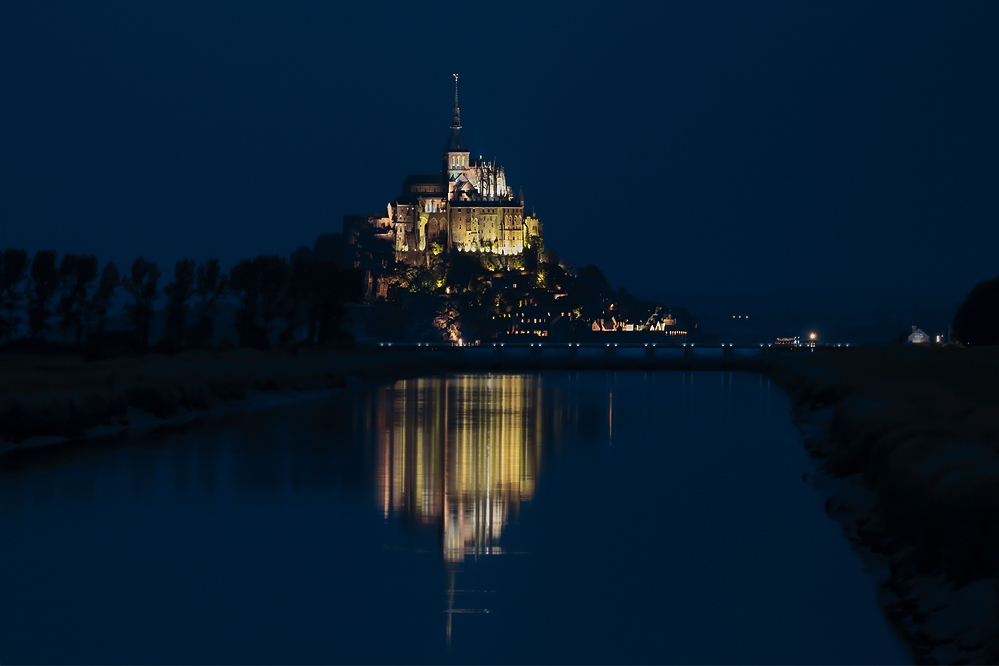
[{"left": 374, "top": 375, "right": 544, "bottom": 563}]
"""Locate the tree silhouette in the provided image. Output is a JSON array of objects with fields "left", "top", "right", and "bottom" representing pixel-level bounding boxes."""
[
  {"left": 228, "top": 255, "right": 290, "bottom": 349},
  {"left": 56, "top": 254, "right": 99, "bottom": 346},
  {"left": 952, "top": 276, "right": 999, "bottom": 346},
  {"left": 281, "top": 254, "right": 311, "bottom": 342},
  {"left": 26, "top": 250, "right": 59, "bottom": 340},
  {"left": 446, "top": 252, "right": 489, "bottom": 293},
  {"left": 163, "top": 259, "right": 196, "bottom": 348},
  {"left": 228, "top": 257, "right": 268, "bottom": 349},
  {"left": 190, "top": 259, "right": 227, "bottom": 347},
  {"left": 304, "top": 261, "right": 363, "bottom": 344},
  {"left": 258, "top": 255, "right": 289, "bottom": 340},
  {"left": 312, "top": 233, "right": 345, "bottom": 263},
  {"left": 0, "top": 248, "right": 29, "bottom": 342},
  {"left": 122, "top": 258, "right": 161, "bottom": 349},
  {"left": 88, "top": 261, "right": 120, "bottom": 335},
  {"left": 349, "top": 226, "right": 394, "bottom": 301}
]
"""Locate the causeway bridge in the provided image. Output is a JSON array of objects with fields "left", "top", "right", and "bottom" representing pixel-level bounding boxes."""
[{"left": 373, "top": 341, "right": 850, "bottom": 371}]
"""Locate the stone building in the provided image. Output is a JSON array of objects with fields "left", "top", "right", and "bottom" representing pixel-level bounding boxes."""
[{"left": 345, "top": 77, "right": 542, "bottom": 264}]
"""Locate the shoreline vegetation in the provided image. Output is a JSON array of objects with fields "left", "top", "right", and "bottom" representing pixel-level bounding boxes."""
[
  {"left": 773, "top": 345, "right": 999, "bottom": 663},
  {"left": 0, "top": 346, "right": 440, "bottom": 452}
]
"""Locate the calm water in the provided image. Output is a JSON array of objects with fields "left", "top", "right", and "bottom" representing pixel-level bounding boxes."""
[{"left": 0, "top": 372, "right": 908, "bottom": 664}]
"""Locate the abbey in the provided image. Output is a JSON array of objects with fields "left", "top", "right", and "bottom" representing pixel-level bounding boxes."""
[{"left": 344, "top": 77, "right": 542, "bottom": 263}]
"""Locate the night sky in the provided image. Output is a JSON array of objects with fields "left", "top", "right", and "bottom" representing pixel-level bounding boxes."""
[{"left": 1, "top": 2, "right": 996, "bottom": 297}]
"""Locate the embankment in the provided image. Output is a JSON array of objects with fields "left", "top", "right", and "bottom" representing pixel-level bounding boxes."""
[
  {"left": 773, "top": 346, "right": 999, "bottom": 663},
  {"left": 0, "top": 347, "right": 441, "bottom": 451}
]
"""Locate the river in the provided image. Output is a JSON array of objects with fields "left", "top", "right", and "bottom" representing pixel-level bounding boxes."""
[{"left": 0, "top": 372, "right": 908, "bottom": 663}]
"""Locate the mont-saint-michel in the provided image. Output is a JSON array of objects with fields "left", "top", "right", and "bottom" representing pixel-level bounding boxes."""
[
  {"left": 2, "top": 4, "right": 999, "bottom": 662},
  {"left": 339, "top": 77, "right": 694, "bottom": 342},
  {"left": 347, "top": 76, "right": 543, "bottom": 261}
]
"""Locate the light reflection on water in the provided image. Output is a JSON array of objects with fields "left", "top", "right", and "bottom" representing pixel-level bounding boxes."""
[
  {"left": 0, "top": 372, "right": 910, "bottom": 664},
  {"left": 372, "top": 375, "right": 549, "bottom": 643},
  {"left": 376, "top": 375, "right": 542, "bottom": 562}
]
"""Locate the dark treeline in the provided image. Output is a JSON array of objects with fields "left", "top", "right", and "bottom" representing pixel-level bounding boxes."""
[
  {"left": 952, "top": 275, "right": 999, "bottom": 346},
  {"left": 0, "top": 234, "right": 362, "bottom": 353}
]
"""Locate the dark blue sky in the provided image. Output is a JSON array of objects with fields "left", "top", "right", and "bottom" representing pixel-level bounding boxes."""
[{"left": 1, "top": 1, "right": 996, "bottom": 295}]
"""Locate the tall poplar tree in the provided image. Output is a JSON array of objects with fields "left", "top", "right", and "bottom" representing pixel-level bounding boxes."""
[
  {"left": 88, "top": 261, "right": 120, "bottom": 336},
  {"left": 0, "top": 248, "right": 29, "bottom": 342},
  {"left": 163, "top": 259, "right": 195, "bottom": 347},
  {"left": 56, "top": 253, "right": 99, "bottom": 346},
  {"left": 26, "top": 250, "right": 59, "bottom": 340},
  {"left": 190, "top": 259, "right": 227, "bottom": 347},
  {"left": 122, "top": 258, "right": 161, "bottom": 349}
]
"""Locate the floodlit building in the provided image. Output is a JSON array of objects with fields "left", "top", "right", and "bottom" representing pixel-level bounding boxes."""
[
  {"left": 345, "top": 76, "right": 543, "bottom": 264},
  {"left": 907, "top": 326, "right": 930, "bottom": 344}
]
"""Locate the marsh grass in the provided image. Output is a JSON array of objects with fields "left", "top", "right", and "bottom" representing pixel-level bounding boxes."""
[{"left": 0, "top": 347, "right": 434, "bottom": 444}]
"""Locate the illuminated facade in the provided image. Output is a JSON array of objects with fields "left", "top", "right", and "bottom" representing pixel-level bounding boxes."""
[{"left": 346, "top": 76, "right": 543, "bottom": 263}]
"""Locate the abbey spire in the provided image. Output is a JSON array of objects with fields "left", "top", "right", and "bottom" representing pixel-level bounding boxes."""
[
  {"left": 452, "top": 73, "right": 461, "bottom": 129},
  {"left": 443, "top": 73, "right": 469, "bottom": 179}
]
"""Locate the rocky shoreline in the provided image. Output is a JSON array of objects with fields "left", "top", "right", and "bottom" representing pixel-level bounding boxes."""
[{"left": 775, "top": 351, "right": 999, "bottom": 664}]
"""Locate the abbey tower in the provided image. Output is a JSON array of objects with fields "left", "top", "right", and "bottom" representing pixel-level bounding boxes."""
[{"left": 344, "top": 76, "right": 542, "bottom": 264}]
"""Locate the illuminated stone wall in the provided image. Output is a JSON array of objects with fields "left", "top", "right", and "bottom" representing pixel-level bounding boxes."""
[{"left": 448, "top": 202, "right": 526, "bottom": 255}]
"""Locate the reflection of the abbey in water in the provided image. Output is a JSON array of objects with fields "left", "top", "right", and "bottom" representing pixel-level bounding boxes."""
[
  {"left": 373, "top": 374, "right": 547, "bottom": 642},
  {"left": 375, "top": 374, "right": 544, "bottom": 563}
]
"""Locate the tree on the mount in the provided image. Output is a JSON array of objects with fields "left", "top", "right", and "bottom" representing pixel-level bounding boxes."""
[
  {"left": 445, "top": 252, "right": 489, "bottom": 294},
  {"left": 0, "top": 248, "right": 30, "bottom": 342},
  {"left": 122, "top": 258, "right": 161, "bottom": 349},
  {"left": 433, "top": 298, "right": 461, "bottom": 342},
  {"left": 952, "top": 275, "right": 999, "bottom": 346},
  {"left": 26, "top": 250, "right": 60, "bottom": 340},
  {"left": 163, "top": 259, "right": 195, "bottom": 348},
  {"left": 189, "top": 259, "right": 227, "bottom": 347},
  {"left": 55, "top": 253, "right": 99, "bottom": 346},
  {"left": 312, "top": 233, "right": 345, "bottom": 264},
  {"left": 350, "top": 226, "right": 394, "bottom": 301},
  {"left": 87, "top": 261, "right": 120, "bottom": 336},
  {"left": 308, "top": 263, "right": 363, "bottom": 344}
]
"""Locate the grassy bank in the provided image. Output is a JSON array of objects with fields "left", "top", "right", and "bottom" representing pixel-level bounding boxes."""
[
  {"left": 773, "top": 345, "right": 999, "bottom": 662},
  {"left": 0, "top": 347, "right": 441, "bottom": 446}
]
